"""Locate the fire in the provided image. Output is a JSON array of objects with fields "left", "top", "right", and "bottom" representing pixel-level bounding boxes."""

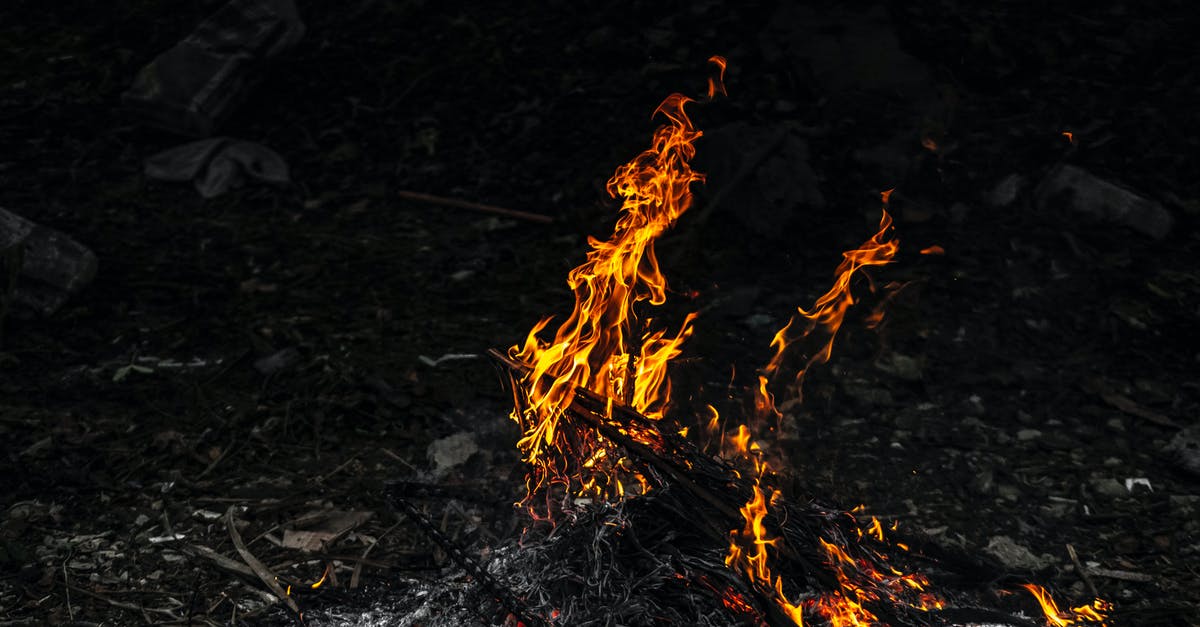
[
  {"left": 1021, "top": 584, "right": 1111, "bottom": 626},
  {"left": 501, "top": 57, "right": 1112, "bottom": 627},
  {"left": 508, "top": 58, "right": 726, "bottom": 507},
  {"left": 761, "top": 203, "right": 899, "bottom": 406}
]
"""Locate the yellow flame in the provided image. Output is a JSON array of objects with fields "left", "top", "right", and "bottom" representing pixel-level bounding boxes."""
[
  {"left": 762, "top": 208, "right": 899, "bottom": 402},
  {"left": 1021, "top": 584, "right": 1110, "bottom": 626},
  {"left": 509, "top": 58, "right": 726, "bottom": 507},
  {"left": 311, "top": 563, "right": 331, "bottom": 589}
]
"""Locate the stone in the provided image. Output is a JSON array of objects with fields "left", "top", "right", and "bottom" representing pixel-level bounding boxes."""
[
  {"left": 1, "top": 207, "right": 98, "bottom": 316},
  {"left": 1164, "top": 426, "right": 1200, "bottom": 477},
  {"left": 983, "top": 535, "right": 1053, "bottom": 571},
  {"left": 1034, "top": 164, "right": 1173, "bottom": 239},
  {"left": 1091, "top": 477, "right": 1127, "bottom": 498},
  {"left": 426, "top": 432, "right": 479, "bottom": 478}
]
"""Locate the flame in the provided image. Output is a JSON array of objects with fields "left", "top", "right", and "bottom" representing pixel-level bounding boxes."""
[
  {"left": 509, "top": 58, "right": 726, "bottom": 507},
  {"left": 754, "top": 374, "right": 782, "bottom": 421},
  {"left": 720, "top": 206, "right": 947, "bottom": 625},
  {"left": 311, "top": 563, "right": 331, "bottom": 589},
  {"left": 1062, "top": 131, "right": 1075, "bottom": 144},
  {"left": 1021, "top": 584, "right": 1110, "bottom": 626},
  {"left": 706, "top": 55, "right": 728, "bottom": 99},
  {"left": 762, "top": 205, "right": 899, "bottom": 403},
  {"left": 919, "top": 245, "right": 944, "bottom": 255}
]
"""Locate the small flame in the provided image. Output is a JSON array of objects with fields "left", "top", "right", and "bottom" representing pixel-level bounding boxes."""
[
  {"left": 921, "top": 137, "right": 938, "bottom": 152},
  {"left": 311, "top": 563, "right": 331, "bottom": 589},
  {"left": 1021, "top": 584, "right": 1110, "bottom": 626},
  {"left": 706, "top": 55, "right": 728, "bottom": 99},
  {"left": 1062, "top": 131, "right": 1075, "bottom": 144},
  {"left": 919, "top": 245, "right": 944, "bottom": 255}
]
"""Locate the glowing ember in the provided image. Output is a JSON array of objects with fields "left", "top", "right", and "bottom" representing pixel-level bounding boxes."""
[{"left": 508, "top": 57, "right": 725, "bottom": 509}]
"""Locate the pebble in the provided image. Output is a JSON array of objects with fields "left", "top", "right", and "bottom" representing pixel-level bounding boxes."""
[
  {"left": 875, "top": 352, "right": 922, "bottom": 381},
  {"left": 427, "top": 432, "right": 480, "bottom": 478},
  {"left": 1091, "top": 477, "right": 1127, "bottom": 498},
  {"left": 1016, "top": 428, "right": 1042, "bottom": 441},
  {"left": 997, "top": 483, "right": 1021, "bottom": 502},
  {"left": 984, "top": 535, "right": 1053, "bottom": 570}
]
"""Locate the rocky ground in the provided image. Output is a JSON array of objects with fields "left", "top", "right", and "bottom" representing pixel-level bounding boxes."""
[{"left": 1, "top": 1, "right": 1198, "bottom": 625}]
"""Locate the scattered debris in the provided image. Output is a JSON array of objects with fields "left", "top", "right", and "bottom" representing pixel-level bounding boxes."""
[
  {"left": 144, "top": 138, "right": 291, "bottom": 198},
  {"left": 281, "top": 510, "right": 373, "bottom": 552},
  {"left": 1035, "top": 164, "right": 1174, "bottom": 239},
  {"left": 122, "top": 0, "right": 306, "bottom": 135}
]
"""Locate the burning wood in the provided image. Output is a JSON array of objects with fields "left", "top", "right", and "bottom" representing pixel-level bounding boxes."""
[
  {"left": 385, "top": 58, "right": 1114, "bottom": 627},
  {"left": 491, "top": 347, "right": 1112, "bottom": 627}
]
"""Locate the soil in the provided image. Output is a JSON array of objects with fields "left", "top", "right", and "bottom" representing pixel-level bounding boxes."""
[{"left": 2, "top": 1, "right": 1198, "bottom": 625}]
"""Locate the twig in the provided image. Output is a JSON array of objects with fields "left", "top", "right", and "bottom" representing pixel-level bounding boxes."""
[
  {"left": 317, "top": 455, "right": 359, "bottom": 483},
  {"left": 61, "top": 558, "right": 74, "bottom": 623},
  {"left": 65, "top": 584, "right": 179, "bottom": 621},
  {"left": 397, "top": 190, "right": 553, "bottom": 224},
  {"left": 1086, "top": 567, "right": 1153, "bottom": 583},
  {"left": 185, "top": 544, "right": 257, "bottom": 579},
  {"left": 1066, "top": 544, "right": 1100, "bottom": 599},
  {"left": 350, "top": 515, "right": 406, "bottom": 589},
  {"left": 380, "top": 447, "right": 421, "bottom": 473},
  {"left": 224, "top": 506, "right": 300, "bottom": 616}
]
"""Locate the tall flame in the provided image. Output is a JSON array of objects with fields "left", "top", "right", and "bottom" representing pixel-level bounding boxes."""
[
  {"left": 509, "top": 58, "right": 725, "bottom": 506},
  {"left": 726, "top": 209, "right": 927, "bottom": 625}
]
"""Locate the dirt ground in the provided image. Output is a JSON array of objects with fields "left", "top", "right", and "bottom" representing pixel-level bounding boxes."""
[{"left": 2, "top": 1, "right": 1198, "bottom": 625}]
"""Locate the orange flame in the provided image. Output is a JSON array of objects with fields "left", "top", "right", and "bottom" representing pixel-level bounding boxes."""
[
  {"left": 762, "top": 208, "right": 899, "bottom": 402},
  {"left": 509, "top": 58, "right": 725, "bottom": 506},
  {"left": 919, "top": 244, "right": 944, "bottom": 255},
  {"left": 706, "top": 55, "right": 728, "bottom": 99},
  {"left": 1021, "top": 584, "right": 1110, "bottom": 626}
]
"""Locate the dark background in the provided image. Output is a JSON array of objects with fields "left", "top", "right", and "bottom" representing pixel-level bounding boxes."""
[{"left": 1, "top": 1, "right": 1197, "bottom": 624}]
